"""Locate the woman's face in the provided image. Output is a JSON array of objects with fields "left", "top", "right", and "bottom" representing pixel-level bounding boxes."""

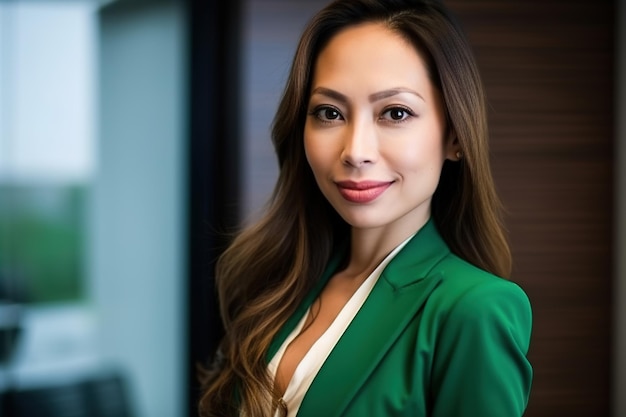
[{"left": 304, "top": 22, "right": 458, "bottom": 234}]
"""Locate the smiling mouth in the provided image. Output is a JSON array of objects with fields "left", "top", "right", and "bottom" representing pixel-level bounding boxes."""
[{"left": 335, "top": 180, "right": 393, "bottom": 203}]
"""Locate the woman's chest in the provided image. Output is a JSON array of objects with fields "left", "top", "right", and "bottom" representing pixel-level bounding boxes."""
[{"left": 296, "top": 314, "right": 433, "bottom": 417}]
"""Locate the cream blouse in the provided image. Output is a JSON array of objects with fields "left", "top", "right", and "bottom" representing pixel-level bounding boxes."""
[{"left": 266, "top": 234, "right": 414, "bottom": 417}]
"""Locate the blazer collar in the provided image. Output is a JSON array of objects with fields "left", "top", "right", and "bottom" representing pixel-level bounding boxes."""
[
  {"left": 380, "top": 218, "right": 451, "bottom": 288},
  {"left": 266, "top": 219, "right": 451, "bottom": 414}
]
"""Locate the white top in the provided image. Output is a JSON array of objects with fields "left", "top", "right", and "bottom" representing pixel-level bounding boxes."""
[{"left": 266, "top": 234, "right": 414, "bottom": 417}]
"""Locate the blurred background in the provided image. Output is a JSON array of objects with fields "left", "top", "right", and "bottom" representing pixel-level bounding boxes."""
[{"left": 0, "top": 0, "right": 623, "bottom": 416}]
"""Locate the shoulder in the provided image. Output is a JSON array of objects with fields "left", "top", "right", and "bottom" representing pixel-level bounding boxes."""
[
  {"left": 421, "top": 253, "right": 532, "bottom": 352},
  {"left": 430, "top": 253, "right": 530, "bottom": 308},
  {"left": 423, "top": 254, "right": 534, "bottom": 416}
]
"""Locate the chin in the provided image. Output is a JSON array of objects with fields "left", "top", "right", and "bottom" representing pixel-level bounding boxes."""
[{"left": 335, "top": 211, "right": 391, "bottom": 230}]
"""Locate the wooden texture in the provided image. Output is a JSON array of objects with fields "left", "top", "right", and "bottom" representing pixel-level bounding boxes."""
[{"left": 446, "top": 1, "right": 614, "bottom": 415}]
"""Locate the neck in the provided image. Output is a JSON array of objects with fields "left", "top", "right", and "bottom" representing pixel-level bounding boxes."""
[{"left": 344, "top": 217, "right": 429, "bottom": 281}]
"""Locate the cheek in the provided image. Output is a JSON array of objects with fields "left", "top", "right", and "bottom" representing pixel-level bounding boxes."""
[
  {"left": 387, "top": 135, "right": 446, "bottom": 174},
  {"left": 303, "top": 126, "right": 314, "bottom": 165},
  {"left": 304, "top": 130, "right": 335, "bottom": 173},
  {"left": 304, "top": 134, "right": 325, "bottom": 176}
]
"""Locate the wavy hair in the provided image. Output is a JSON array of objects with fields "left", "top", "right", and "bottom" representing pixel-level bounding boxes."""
[{"left": 199, "top": 1, "right": 511, "bottom": 415}]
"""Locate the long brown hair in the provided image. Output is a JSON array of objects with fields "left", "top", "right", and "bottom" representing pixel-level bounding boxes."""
[{"left": 199, "top": 1, "right": 510, "bottom": 415}]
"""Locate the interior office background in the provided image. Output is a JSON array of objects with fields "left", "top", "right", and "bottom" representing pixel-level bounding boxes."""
[{"left": 0, "top": 0, "right": 623, "bottom": 416}]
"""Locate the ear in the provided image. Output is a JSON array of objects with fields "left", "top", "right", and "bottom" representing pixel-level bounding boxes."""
[{"left": 444, "top": 130, "right": 462, "bottom": 161}]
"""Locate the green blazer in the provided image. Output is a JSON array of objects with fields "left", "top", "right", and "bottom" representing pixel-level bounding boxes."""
[{"left": 266, "top": 219, "right": 533, "bottom": 417}]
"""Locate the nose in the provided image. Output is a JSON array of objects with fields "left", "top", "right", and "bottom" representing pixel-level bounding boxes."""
[{"left": 340, "top": 119, "right": 378, "bottom": 168}]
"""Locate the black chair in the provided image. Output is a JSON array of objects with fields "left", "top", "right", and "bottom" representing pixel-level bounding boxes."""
[{"left": 2, "top": 370, "right": 134, "bottom": 417}]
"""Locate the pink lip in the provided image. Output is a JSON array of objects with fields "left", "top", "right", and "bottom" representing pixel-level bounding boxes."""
[{"left": 335, "top": 180, "right": 393, "bottom": 203}]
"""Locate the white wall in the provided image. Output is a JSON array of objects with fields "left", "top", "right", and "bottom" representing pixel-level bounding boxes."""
[
  {"left": 90, "top": 1, "right": 186, "bottom": 416},
  {"left": 615, "top": 0, "right": 625, "bottom": 415}
]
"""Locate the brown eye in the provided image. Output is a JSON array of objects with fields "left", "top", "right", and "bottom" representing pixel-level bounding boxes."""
[
  {"left": 390, "top": 109, "right": 405, "bottom": 120},
  {"left": 381, "top": 106, "right": 414, "bottom": 122},
  {"left": 310, "top": 105, "right": 344, "bottom": 123},
  {"left": 323, "top": 108, "right": 340, "bottom": 120}
]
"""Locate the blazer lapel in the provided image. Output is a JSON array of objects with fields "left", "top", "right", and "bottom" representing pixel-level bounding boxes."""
[{"left": 297, "top": 219, "right": 450, "bottom": 416}]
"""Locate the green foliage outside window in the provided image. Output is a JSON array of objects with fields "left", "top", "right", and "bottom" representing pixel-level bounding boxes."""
[{"left": 0, "top": 185, "right": 85, "bottom": 303}]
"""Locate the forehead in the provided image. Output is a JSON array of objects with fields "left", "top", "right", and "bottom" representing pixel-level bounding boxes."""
[{"left": 311, "top": 22, "right": 432, "bottom": 95}]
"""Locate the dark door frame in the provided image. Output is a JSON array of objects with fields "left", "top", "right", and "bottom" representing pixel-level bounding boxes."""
[{"left": 185, "top": 0, "right": 241, "bottom": 415}]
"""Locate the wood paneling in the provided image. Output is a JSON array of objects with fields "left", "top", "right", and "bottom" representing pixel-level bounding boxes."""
[{"left": 447, "top": 1, "right": 614, "bottom": 415}]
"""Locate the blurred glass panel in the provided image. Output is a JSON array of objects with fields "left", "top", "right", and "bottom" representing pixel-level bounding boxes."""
[
  {"left": 0, "top": 2, "right": 95, "bottom": 182},
  {"left": 0, "top": 2, "right": 143, "bottom": 417},
  {"left": 0, "top": 0, "right": 94, "bottom": 305}
]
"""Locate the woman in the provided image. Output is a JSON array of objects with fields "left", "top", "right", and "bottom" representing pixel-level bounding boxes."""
[{"left": 199, "top": 0, "right": 533, "bottom": 416}]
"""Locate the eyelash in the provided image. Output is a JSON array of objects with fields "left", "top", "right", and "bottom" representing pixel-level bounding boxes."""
[{"left": 308, "top": 105, "right": 416, "bottom": 125}]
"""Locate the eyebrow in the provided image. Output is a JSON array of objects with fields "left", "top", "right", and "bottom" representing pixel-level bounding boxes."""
[{"left": 310, "top": 86, "right": 425, "bottom": 103}]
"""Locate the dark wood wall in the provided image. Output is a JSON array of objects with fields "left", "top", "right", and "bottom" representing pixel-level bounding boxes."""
[{"left": 447, "top": 2, "right": 615, "bottom": 416}]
